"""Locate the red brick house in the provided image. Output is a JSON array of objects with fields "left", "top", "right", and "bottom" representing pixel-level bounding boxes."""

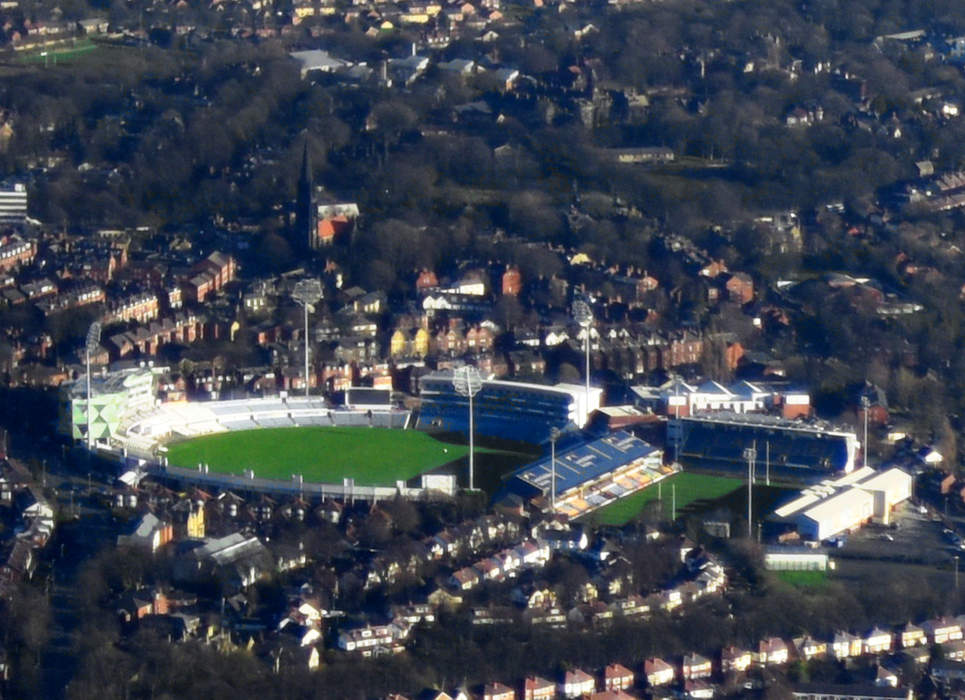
[
  {"left": 523, "top": 677, "right": 555, "bottom": 700},
  {"left": 664, "top": 332, "right": 703, "bottom": 368},
  {"left": 560, "top": 669, "right": 595, "bottom": 698},
  {"left": 502, "top": 266, "right": 522, "bottom": 296},
  {"left": 725, "top": 272, "right": 754, "bottom": 304},
  {"left": 643, "top": 658, "right": 675, "bottom": 687},
  {"left": 0, "top": 236, "right": 35, "bottom": 272},
  {"left": 416, "top": 269, "right": 439, "bottom": 290},
  {"left": 466, "top": 325, "right": 494, "bottom": 352},
  {"left": 603, "top": 663, "right": 634, "bottom": 691},
  {"left": 681, "top": 653, "right": 712, "bottom": 680},
  {"left": 484, "top": 681, "right": 516, "bottom": 700},
  {"left": 699, "top": 260, "right": 728, "bottom": 278}
]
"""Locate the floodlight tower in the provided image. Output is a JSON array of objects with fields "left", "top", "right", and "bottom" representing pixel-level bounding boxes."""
[
  {"left": 670, "top": 372, "right": 682, "bottom": 465},
  {"left": 292, "top": 279, "right": 323, "bottom": 399},
  {"left": 861, "top": 394, "right": 870, "bottom": 469},
  {"left": 743, "top": 445, "right": 757, "bottom": 539},
  {"left": 572, "top": 298, "right": 594, "bottom": 425},
  {"left": 85, "top": 321, "right": 101, "bottom": 451},
  {"left": 549, "top": 426, "right": 561, "bottom": 512},
  {"left": 453, "top": 365, "right": 482, "bottom": 491}
]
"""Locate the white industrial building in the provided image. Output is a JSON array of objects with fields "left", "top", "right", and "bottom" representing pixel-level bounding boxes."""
[
  {"left": 763, "top": 546, "right": 831, "bottom": 571},
  {"left": 772, "top": 467, "right": 913, "bottom": 541}
]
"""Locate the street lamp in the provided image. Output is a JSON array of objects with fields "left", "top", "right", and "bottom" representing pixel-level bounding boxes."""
[
  {"left": 743, "top": 445, "right": 757, "bottom": 539},
  {"left": 85, "top": 321, "right": 101, "bottom": 451},
  {"left": 292, "top": 279, "right": 323, "bottom": 399},
  {"left": 549, "top": 427, "right": 560, "bottom": 512},
  {"left": 861, "top": 394, "right": 870, "bottom": 469},
  {"left": 572, "top": 297, "right": 593, "bottom": 425},
  {"left": 452, "top": 365, "right": 482, "bottom": 491}
]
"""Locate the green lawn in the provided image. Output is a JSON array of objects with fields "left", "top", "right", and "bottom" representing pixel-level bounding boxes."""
[
  {"left": 775, "top": 569, "right": 829, "bottom": 588},
  {"left": 587, "top": 472, "right": 744, "bottom": 527},
  {"left": 165, "top": 427, "right": 476, "bottom": 486},
  {"left": 18, "top": 39, "right": 98, "bottom": 64}
]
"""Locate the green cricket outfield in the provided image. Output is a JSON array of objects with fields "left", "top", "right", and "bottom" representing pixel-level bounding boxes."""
[{"left": 164, "top": 427, "right": 472, "bottom": 486}]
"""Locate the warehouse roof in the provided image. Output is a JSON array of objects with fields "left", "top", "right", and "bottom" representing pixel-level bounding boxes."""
[
  {"left": 855, "top": 467, "right": 910, "bottom": 492},
  {"left": 799, "top": 488, "right": 873, "bottom": 525}
]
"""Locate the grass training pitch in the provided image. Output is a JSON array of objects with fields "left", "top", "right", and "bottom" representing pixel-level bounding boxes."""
[
  {"left": 18, "top": 39, "right": 98, "bottom": 64},
  {"left": 165, "top": 427, "right": 474, "bottom": 485},
  {"left": 587, "top": 472, "right": 744, "bottom": 527},
  {"left": 775, "top": 569, "right": 829, "bottom": 588}
]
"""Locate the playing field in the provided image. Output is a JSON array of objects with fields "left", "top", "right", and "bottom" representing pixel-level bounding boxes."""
[
  {"left": 18, "top": 39, "right": 98, "bottom": 64},
  {"left": 775, "top": 570, "right": 829, "bottom": 588},
  {"left": 588, "top": 472, "right": 744, "bottom": 527},
  {"left": 165, "top": 427, "right": 472, "bottom": 485}
]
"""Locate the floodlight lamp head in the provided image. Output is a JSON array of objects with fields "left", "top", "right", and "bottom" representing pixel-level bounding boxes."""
[
  {"left": 572, "top": 299, "right": 593, "bottom": 327},
  {"left": 86, "top": 321, "right": 102, "bottom": 353},
  {"left": 452, "top": 365, "right": 482, "bottom": 397},
  {"left": 292, "top": 279, "right": 323, "bottom": 305}
]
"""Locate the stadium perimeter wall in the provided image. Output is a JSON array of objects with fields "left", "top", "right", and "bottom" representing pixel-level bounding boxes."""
[{"left": 109, "top": 448, "right": 455, "bottom": 501}]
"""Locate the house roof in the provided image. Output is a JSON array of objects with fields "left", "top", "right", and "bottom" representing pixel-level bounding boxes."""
[
  {"left": 290, "top": 49, "right": 350, "bottom": 72},
  {"left": 645, "top": 657, "right": 673, "bottom": 672},
  {"left": 564, "top": 669, "right": 594, "bottom": 683},
  {"left": 605, "top": 663, "right": 634, "bottom": 677},
  {"left": 524, "top": 676, "right": 554, "bottom": 690},
  {"left": 683, "top": 653, "right": 710, "bottom": 666},
  {"left": 130, "top": 512, "right": 163, "bottom": 538}
]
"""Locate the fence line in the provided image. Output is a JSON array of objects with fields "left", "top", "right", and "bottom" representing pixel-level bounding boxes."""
[{"left": 104, "top": 445, "right": 454, "bottom": 502}]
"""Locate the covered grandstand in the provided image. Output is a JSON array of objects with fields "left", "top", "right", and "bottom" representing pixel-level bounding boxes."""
[
  {"left": 417, "top": 371, "right": 602, "bottom": 444},
  {"left": 503, "top": 431, "right": 669, "bottom": 519},
  {"left": 120, "top": 396, "right": 411, "bottom": 458},
  {"left": 668, "top": 413, "right": 859, "bottom": 476}
]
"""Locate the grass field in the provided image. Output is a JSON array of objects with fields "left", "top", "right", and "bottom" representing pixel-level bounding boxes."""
[
  {"left": 775, "top": 570, "right": 829, "bottom": 588},
  {"left": 165, "top": 427, "right": 480, "bottom": 486},
  {"left": 17, "top": 39, "right": 98, "bottom": 64},
  {"left": 588, "top": 472, "right": 744, "bottom": 527}
]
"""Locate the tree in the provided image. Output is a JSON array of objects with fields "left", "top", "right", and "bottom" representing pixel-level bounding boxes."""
[
  {"left": 383, "top": 496, "right": 421, "bottom": 535},
  {"left": 369, "top": 101, "right": 418, "bottom": 164}
]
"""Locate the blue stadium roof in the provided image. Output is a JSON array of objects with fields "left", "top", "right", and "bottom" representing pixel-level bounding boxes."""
[
  {"left": 509, "top": 430, "right": 659, "bottom": 498},
  {"left": 417, "top": 371, "right": 579, "bottom": 443}
]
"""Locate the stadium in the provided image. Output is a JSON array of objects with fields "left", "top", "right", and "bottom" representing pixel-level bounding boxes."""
[
  {"left": 60, "top": 367, "right": 467, "bottom": 499},
  {"left": 61, "top": 366, "right": 670, "bottom": 513}
]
